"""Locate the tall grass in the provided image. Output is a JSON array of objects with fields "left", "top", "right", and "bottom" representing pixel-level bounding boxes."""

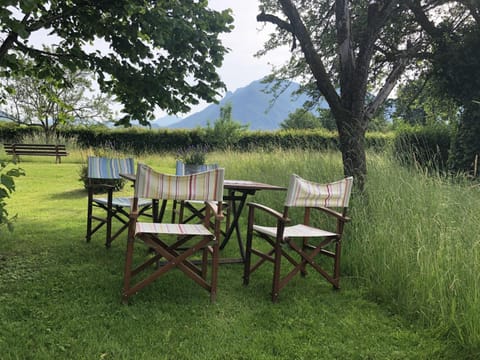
[
  {"left": 346, "top": 153, "right": 480, "bottom": 351},
  {"left": 214, "top": 149, "right": 480, "bottom": 351}
]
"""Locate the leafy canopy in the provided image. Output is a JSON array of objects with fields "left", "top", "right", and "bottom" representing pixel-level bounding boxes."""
[
  {"left": 205, "top": 102, "right": 248, "bottom": 150},
  {"left": 280, "top": 108, "right": 322, "bottom": 130},
  {"left": 0, "top": 1, "right": 234, "bottom": 126}
]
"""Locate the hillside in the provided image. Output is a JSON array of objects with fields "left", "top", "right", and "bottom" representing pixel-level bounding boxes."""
[{"left": 153, "top": 79, "right": 327, "bottom": 130}]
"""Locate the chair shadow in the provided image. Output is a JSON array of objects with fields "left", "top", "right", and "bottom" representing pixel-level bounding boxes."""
[{"left": 49, "top": 188, "right": 86, "bottom": 200}]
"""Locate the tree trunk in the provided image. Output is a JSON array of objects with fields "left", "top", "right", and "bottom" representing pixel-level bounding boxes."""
[{"left": 336, "top": 111, "right": 367, "bottom": 190}]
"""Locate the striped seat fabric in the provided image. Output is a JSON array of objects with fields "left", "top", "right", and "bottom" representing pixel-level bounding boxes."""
[
  {"left": 243, "top": 174, "right": 354, "bottom": 302},
  {"left": 135, "top": 162, "right": 224, "bottom": 202},
  {"left": 86, "top": 156, "right": 151, "bottom": 248},
  {"left": 122, "top": 163, "right": 225, "bottom": 304}
]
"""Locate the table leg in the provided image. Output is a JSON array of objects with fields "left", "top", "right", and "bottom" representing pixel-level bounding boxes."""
[
  {"left": 220, "top": 190, "right": 250, "bottom": 261},
  {"left": 152, "top": 199, "right": 159, "bottom": 222},
  {"left": 151, "top": 199, "right": 167, "bottom": 223}
]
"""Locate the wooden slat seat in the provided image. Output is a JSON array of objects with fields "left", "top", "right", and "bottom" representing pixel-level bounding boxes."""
[{"left": 4, "top": 143, "right": 68, "bottom": 163}]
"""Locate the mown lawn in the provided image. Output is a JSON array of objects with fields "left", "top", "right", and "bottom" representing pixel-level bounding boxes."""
[{"left": 0, "top": 151, "right": 473, "bottom": 359}]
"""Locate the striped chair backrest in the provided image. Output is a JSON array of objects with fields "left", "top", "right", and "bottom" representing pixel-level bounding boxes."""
[
  {"left": 135, "top": 163, "right": 224, "bottom": 201},
  {"left": 87, "top": 156, "right": 134, "bottom": 180},
  {"left": 175, "top": 160, "right": 219, "bottom": 176},
  {"left": 285, "top": 174, "right": 353, "bottom": 208}
]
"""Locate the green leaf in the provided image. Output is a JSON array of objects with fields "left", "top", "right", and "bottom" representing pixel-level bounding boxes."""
[
  {"left": 0, "top": 175, "right": 15, "bottom": 193},
  {"left": 0, "top": 188, "right": 10, "bottom": 198},
  {"left": 19, "top": 0, "right": 38, "bottom": 13}
]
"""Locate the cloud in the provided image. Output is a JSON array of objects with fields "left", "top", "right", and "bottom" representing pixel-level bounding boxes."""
[{"left": 209, "top": 0, "right": 290, "bottom": 92}]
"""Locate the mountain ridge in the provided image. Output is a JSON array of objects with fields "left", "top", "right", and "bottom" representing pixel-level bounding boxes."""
[{"left": 152, "top": 79, "right": 327, "bottom": 130}]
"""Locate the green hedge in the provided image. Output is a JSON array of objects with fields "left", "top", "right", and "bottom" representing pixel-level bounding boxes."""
[
  {"left": 0, "top": 123, "right": 392, "bottom": 153},
  {"left": 392, "top": 125, "right": 452, "bottom": 172},
  {"left": 236, "top": 129, "right": 340, "bottom": 151},
  {"left": 61, "top": 127, "right": 207, "bottom": 154}
]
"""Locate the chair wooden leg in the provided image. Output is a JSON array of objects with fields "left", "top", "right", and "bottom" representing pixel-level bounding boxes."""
[
  {"left": 86, "top": 195, "right": 93, "bottom": 242},
  {"left": 271, "top": 238, "right": 282, "bottom": 302},
  {"left": 332, "top": 239, "right": 342, "bottom": 289},
  {"left": 201, "top": 245, "right": 208, "bottom": 279},
  {"left": 105, "top": 191, "right": 113, "bottom": 248},
  {"left": 122, "top": 235, "right": 135, "bottom": 304},
  {"left": 178, "top": 201, "right": 185, "bottom": 224},
  {"left": 171, "top": 200, "right": 178, "bottom": 223},
  {"left": 301, "top": 237, "right": 309, "bottom": 277},
  {"left": 210, "top": 240, "right": 219, "bottom": 303}
]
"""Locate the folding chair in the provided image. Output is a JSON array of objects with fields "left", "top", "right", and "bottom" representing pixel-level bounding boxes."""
[
  {"left": 243, "top": 174, "right": 353, "bottom": 302},
  {"left": 85, "top": 156, "right": 152, "bottom": 248},
  {"left": 122, "top": 164, "right": 224, "bottom": 303}
]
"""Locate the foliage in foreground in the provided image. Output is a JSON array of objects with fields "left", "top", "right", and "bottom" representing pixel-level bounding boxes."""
[{"left": 0, "top": 160, "right": 25, "bottom": 231}]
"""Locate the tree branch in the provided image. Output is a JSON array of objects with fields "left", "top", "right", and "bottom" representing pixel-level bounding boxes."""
[
  {"left": 353, "top": 1, "right": 398, "bottom": 99},
  {"left": 365, "top": 56, "right": 409, "bottom": 119},
  {"left": 257, "top": 12, "right": 293, "bottom": 33},
  {"left": 276, "top": 0, "right": 342, "bottom": 111},
  {"left": 406, "top": 0, "right": 444, "bottom": 40},
  {"left": 0, "top": 13, "right": 30, "bottom": 59}
]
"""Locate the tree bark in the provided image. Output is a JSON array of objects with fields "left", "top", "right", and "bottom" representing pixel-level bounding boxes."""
[{"left": 336, "top": 109, "right": 367, "bottom": 189}]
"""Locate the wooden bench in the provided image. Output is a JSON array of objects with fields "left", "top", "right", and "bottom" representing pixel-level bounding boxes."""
[{"left": 4, "top": 143, "right": 68, "bottom": 163}]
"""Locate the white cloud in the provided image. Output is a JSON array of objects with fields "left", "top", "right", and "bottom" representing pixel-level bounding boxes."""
[{"left": 209, "top": 0, "right": 290, "bottom": 92}]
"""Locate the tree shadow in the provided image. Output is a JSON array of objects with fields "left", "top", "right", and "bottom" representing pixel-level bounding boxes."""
[{"left": 49, "top": 188, "right": 86, "bottom": 200}]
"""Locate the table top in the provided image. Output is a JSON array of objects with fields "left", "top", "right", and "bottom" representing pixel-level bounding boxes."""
[
  {"left": 224, "top": 180, "right": 286, "bottom": 191},
  {"left": 120, "top": 173, "right": 286, "bottom": 191}
]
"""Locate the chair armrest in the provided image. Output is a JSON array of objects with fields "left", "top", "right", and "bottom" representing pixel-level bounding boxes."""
[
  {"left": 313, "top": 206, "right": 351, "bottom": 222},
  {"left": 247, "top": 202, "right": 290, "bottom": 223},
  {"left": 205, "top": 201, "right": 225, "bottom": 221},
  {"left": 87, "top": 183, "right": 115, "bottom": 190}
]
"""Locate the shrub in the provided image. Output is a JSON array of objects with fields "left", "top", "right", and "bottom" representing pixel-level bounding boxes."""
[
  {"left": 0, "top": 160, "right": 25, "bottom": 232},
  {"left": 176, "top": 144, "right": 209, "bottom": 165},
  {"left": 393, "top": 124, "right": 452, "bottom": 172},
  {"left": 78, "top": 165, "right": 126, "bottom": 193}
]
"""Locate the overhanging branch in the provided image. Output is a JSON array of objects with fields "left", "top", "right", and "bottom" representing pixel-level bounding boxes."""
[
  {"left": 258, "top": 0, "right": 342, "bottom": 111},
  {"left": 257, "top": 12, "right": 293, "bottom": 33}
]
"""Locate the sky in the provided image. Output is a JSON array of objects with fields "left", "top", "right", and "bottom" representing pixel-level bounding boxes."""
[
  {"left": 168, "top": 0, "right": 291, "bottom": 117},
  {"left": 24, "top": 1, "right": 291, "bottom": 118},
  {"left": 207, "top": 0, "right": 289, "bottom": 93}
]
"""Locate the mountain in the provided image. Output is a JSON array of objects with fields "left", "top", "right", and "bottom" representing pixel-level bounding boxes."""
[
  {"left": 152, "top": 79, "right": 328, "bottom": 130},
  {"left": 153, "top": 114, "right": 183, "bottom": 127}
]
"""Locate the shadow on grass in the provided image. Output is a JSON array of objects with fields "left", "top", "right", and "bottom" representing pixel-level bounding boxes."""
[{"left": 48, "top": 188, "right": 86, "bottom": 200}]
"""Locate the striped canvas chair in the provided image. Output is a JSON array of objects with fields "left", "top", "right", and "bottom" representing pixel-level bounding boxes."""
[
  {"left": 170, "top": 160, "right": 220, "bottom": 224},
  {"left": 243, "top": 174, "right": 353, "bottom": 302},
  {"left": 122, "top": 163, "right": 224, "bottom": 303},
  {"left": 85, "top": 156, "right": 152, "bottom": 248}
]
